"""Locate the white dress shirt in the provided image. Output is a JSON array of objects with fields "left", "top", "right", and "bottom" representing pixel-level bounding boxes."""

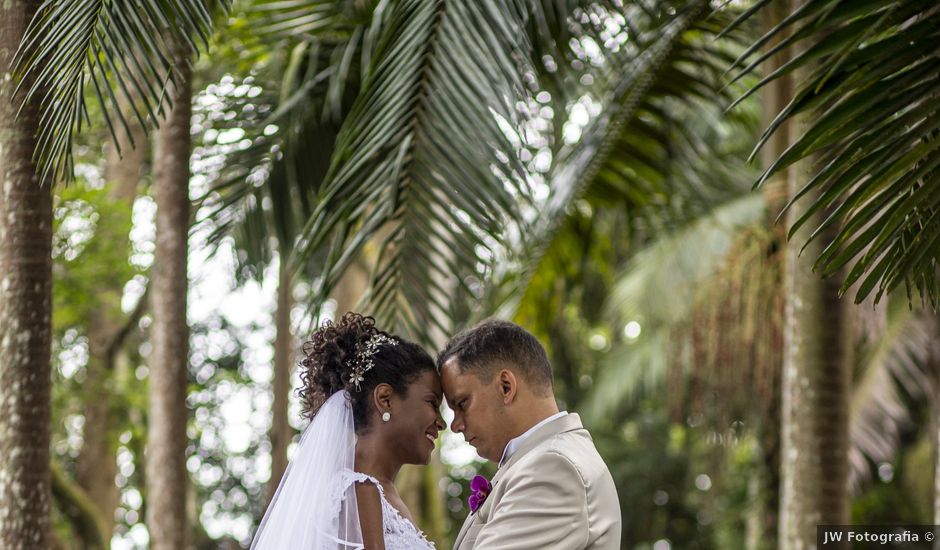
[{"left": 498, "top": 411, "right": 568, "bottom": 466}]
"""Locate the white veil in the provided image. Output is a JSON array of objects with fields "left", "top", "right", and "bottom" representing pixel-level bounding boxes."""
[{"left": 250, "top": 390, "right": 363, "bottom": 549}]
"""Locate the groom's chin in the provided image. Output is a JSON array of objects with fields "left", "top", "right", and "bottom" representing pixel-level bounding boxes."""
[{"left": 474, "top": 446, "right": 497, "bottom": 463}]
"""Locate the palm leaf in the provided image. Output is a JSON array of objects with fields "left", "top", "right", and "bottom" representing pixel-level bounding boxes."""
[
  {"left": 11, "top": 0, "right": 229, "bottom": 183},
  {"left": 195, "top": 0, "right": 383, "bottom": 283},
  {"left": 193, "top": 45, "right": 342, "bottom": 283},
  {"left": 848, "top": 305, "right": 937, "bottom": 493},
  {"left": 727, "top": 0, "right": 940, "bottom": 307},
  {"left": 485, "top": 2, "right": 755, "bottom": 319}
]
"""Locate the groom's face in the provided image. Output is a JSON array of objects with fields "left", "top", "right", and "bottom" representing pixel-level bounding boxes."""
[{"left": 441, "top": 358, "right": 508, "bottom": 463}]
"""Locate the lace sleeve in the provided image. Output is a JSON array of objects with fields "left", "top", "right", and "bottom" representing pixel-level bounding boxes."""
[
  {"left": 339, "top": 471, "right": 384, "bottom": 495},
  {"left": 334, "top": 470, "right": 435, "bottom": 550}
]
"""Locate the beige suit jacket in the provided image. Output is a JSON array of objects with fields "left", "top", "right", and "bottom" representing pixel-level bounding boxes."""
[{"left": 453, "top": 414, "right": 621, "bottom": 550}]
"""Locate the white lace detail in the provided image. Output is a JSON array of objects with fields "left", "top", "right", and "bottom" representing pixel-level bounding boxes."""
[{"left": 336, "top": 470, "right": 435, "bottom": 550}]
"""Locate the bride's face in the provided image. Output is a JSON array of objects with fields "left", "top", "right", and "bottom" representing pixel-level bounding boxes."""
[{"left": 389, "top": 370, "right": 445, "bottom": 465}]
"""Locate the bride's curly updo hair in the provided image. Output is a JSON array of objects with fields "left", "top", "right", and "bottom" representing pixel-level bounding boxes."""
[{"left": 298, "top": 312, "right": 435, "bottom": 432}]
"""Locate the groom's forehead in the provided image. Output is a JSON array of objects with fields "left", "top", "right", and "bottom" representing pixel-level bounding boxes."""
[
  {"left": 443, "top": 373, "right": 492, "bottom": 402},
  {"left": 441, "top": 362, "right": 474, "bottom": 391}
]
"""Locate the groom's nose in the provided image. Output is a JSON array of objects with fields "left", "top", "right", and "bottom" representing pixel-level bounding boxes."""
[{"left": 450, "top": 413, "right": 464, "bottom": 434}]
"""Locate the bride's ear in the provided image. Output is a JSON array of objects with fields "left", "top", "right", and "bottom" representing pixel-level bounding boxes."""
[{"left": 372, "top": 383, "right": 394, "bottom": 415}]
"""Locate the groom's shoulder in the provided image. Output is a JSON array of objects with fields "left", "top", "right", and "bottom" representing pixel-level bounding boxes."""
[{"left": 521, "top": 423, "right": 610, "bottom": 482}]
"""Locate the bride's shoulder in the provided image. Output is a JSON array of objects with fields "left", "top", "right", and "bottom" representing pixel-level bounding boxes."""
[{"left": 336, "top": 469, "right": 385, "bottom": 494}]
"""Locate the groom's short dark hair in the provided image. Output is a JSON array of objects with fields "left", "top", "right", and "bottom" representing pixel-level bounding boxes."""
[{"left": 437, "top": 320, "right": 553, "bottom": 394}]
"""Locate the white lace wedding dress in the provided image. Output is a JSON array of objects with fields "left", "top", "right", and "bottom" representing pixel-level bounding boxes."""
[
  {"left": 336, "top": 470, "right": 435, "bottom": 550},
  {"left": 250, "top": 390, "right": 434, "bottom": 550}
]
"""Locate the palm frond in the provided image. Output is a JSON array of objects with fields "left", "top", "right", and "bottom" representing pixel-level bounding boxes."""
[
  {"left": 193, "top": 43, "right": 340, "bottom": 283},
  {"left": 485, "top": 2, "right": 757, "bottom": 319},
  {"left": 848, "top": 306, "right": 938, "bottom": 493},
  {"left": 194, "top": 0, "right": 386, "bottom": 282},
  {"left": 245, "top": 0, "right": 380, "bottom": 121},
  {"left": 288, "top": 0, "right": 553, "bottom": 344},
  {"left": 728, "top": 0, "right": 940, "bottom": 307},
  {"left": 584, "top": 329, "right": 673, "bottom": 421},
  {"left": 11, "top": 0, "right": 229, "bottom": 183},
  {"left": 248, "top": 0, "right": 384, "bottom": 46}
]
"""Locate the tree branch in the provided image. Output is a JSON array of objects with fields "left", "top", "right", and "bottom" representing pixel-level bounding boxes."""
[
  {"left": 105, "top": 280, "right": 151, "bottom": 365},
  {"left": 51, "top": 459, "right": 109, "bottom": 549}
]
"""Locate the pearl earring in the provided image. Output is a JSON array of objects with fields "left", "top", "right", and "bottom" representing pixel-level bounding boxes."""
[{"left": 382, "top": 412, "right": 391, "bottom": 422}]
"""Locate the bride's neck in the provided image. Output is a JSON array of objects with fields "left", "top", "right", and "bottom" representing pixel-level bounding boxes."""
[{"left": 354, "top": 432, "right": 401, "bottom": 484}]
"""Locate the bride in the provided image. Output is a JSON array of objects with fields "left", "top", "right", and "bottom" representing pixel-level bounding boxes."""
[{"left": 251, "top": 312, "right": 445, "bottom": 549}]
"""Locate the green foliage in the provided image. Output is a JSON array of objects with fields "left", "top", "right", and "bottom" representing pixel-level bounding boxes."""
[
  {"left": 485, "top": 2, "right": 759, "bottom": 323},
  {"left": 852, "top": 430, "right": 934, "bottom": 525},
  {"left": 594, "top": 410, "right": 719, "bottom": 549},
  {"left": 187, "top": 317, "right": 271, "bottom": 546},
  {"left": 52, "top": 183, "right": 139, "bottom": 331},
  {"left": 585, "top": 194, "right": 767, "bottom": 420}
]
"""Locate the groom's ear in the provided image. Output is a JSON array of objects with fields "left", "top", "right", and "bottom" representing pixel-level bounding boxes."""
[{"left": 497, "top": 369, "right": 517, "bottom": 404}]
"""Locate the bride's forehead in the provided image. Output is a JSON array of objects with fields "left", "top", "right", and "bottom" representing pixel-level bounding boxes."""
[{"left": 410, "top": 369, "right": 442, "bottom": 391}]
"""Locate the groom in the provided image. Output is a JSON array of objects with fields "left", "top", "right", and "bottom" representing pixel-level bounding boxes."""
[{"left": 438, "top": 320, "right": 621, "bottom": 549}]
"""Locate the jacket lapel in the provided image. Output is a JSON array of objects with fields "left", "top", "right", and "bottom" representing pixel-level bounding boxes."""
[{"left": 453, "top": 510, "right": 476, "bottom": 550}]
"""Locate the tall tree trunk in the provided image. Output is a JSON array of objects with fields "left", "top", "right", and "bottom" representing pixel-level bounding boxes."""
[
  {"left": 755, "top": 2, "right": 791, "bottom": 548},
  {"left": 778, "top": 132, "right": 853, "bottom": 549},
  {"left": 760, "top": 1, "right": 791, "bottom": 227},
  {"left": 0, "top": 1, "right": 53, "bottom": 548},
  {"left": 931, "top": 313, "right": 940, "bottom": 549},
  {"left": 76, "top": 110, "right": 147, "bottom": 546},
  {"left": 331, "top": 258, "right": 369, "bottom": 316},
  {"left": 145, "top": 45, "right": 192, "bottom": 550},
  {"left": 267, "top": 257, "right": 294, "bottom": 502}
]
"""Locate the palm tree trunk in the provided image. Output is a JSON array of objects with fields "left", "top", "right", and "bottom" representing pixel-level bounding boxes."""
[
  {"left": 763, "top": 6, "right": 852, "bottom": 545},
  {"left": 331, "top": 258, "right": 369, "bottom": 316},
  {"left": 0, "top": 1, "right": 53, "bottom": 548},
  {"left": 145, "top": 45, "right": 192, "bottom": 550},
  {"left": 756, "top": 3, "right": 791, "bottom": 547},
  {"left": 760, "top": 0, "right": 792, "bottom": 225},
  {"left": 778, "top": 147, "right": 853, "bottom": 549},
  {"left": 932, "top": 313, "right": 940, "bottom": 547},
  {"left": 267, "top": 257, "right": 294, "bottom": 502}
]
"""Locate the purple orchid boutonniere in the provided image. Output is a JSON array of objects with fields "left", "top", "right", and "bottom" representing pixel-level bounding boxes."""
[{"left": 468, "top": 475, "right": 492, "bottom": 513}]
